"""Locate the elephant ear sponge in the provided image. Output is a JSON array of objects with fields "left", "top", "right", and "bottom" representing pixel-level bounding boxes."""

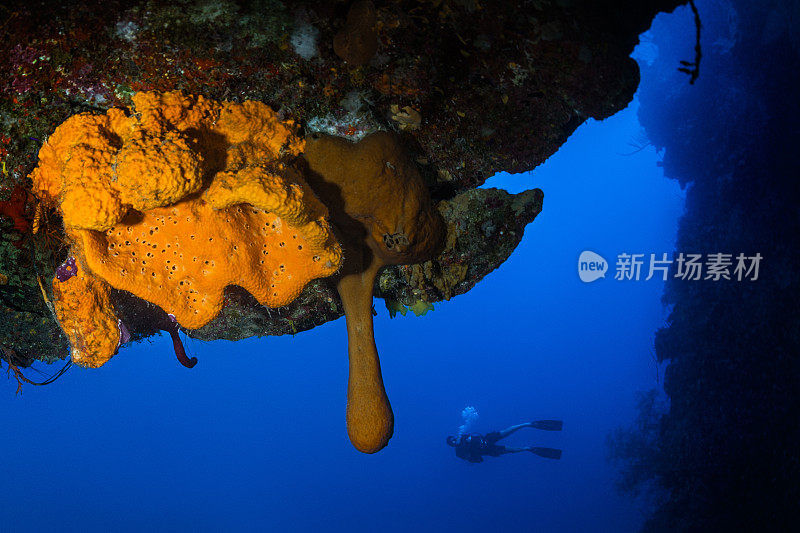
[
  {"left": 80, "top": 167, "right": 341, "bottom": 329},
  {"left": 29, "top": 91, "right": 342, "bottom": 360}
]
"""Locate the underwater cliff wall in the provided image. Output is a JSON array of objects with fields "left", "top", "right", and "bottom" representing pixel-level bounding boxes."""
[
  {"left": 0, "top": 0, "right": 683, "bottom": 366},
  {"left": 620, "top": 0, "right": 800, "bottom": 529}
]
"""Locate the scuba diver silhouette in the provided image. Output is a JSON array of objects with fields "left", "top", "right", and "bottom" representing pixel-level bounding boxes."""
[{"left": 446, "top": 420, "right": 563, "bottom": 463}]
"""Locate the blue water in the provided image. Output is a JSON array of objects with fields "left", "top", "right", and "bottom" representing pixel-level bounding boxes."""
[{"left": 1, "top": 97, "right": 683, "bottom": 532}]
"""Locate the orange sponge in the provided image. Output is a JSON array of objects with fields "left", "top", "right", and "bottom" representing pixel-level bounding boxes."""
[
  {"left": 30, "top": 90, "right": 342, "bottom": 360},
  {"left": 114, "top": 129, "right": 204, "bottom": 212},
  {"left": 80, "top": 188, "right": 340, "bottom": 330},
  {"left": 51, "top": 266, "right": 120, "bottom": 368},
  {"left": 303, "top": 132, "right": 446, "bottom": 454}
]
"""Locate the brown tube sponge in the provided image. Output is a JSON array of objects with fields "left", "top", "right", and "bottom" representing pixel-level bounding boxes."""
[{"left": 304, "top": 132, "right": 445, "bottom": 453}]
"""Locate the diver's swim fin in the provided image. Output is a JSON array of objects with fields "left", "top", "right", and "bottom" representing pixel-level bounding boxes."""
[
  {"left": 530, "top": 420, "right": 563, "bottom": 431},
  {"left": 530, "top": 447, "right": 562, "bottom": 460}
]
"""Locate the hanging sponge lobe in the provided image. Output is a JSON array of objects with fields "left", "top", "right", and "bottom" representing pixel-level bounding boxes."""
[
  {"left": 51, "top": 266, "right": 120, "bottom": 368},
  {"left": 303, "top": 132, "right": 446, "bottom": 454}
]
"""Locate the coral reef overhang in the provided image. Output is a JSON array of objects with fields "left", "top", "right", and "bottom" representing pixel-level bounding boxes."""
[{"left": 0, "top": 0, "right": 683, "bottom": 363}]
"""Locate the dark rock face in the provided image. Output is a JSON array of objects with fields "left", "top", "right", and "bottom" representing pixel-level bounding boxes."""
[
  {"left": 0, "top": 0, "right": 679, "bottom": 364},
  {"left": 611, "top": 1, "right": 800, "bottom": 529},
  {"left": 333, "top": 0, "right": 379, "bottom": 66},
  {"left": 377, "top": 187, "right": 544, "bottom": 308}
]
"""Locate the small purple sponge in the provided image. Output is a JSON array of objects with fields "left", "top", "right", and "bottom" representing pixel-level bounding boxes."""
[{"left": 55, "top": 256, "right": 78, "bottom": 282}]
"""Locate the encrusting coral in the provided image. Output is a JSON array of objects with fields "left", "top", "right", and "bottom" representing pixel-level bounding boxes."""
[
  {"left": 303, "top": 132, "right": 445, "bottom": 453},
  {"left": 30, "top": 91, "right": 342, "bottom": 366}
]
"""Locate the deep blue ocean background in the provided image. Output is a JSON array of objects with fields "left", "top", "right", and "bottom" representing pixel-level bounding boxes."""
[{"left": 1, "top": 39, "right": 689, "bottom": 533}]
